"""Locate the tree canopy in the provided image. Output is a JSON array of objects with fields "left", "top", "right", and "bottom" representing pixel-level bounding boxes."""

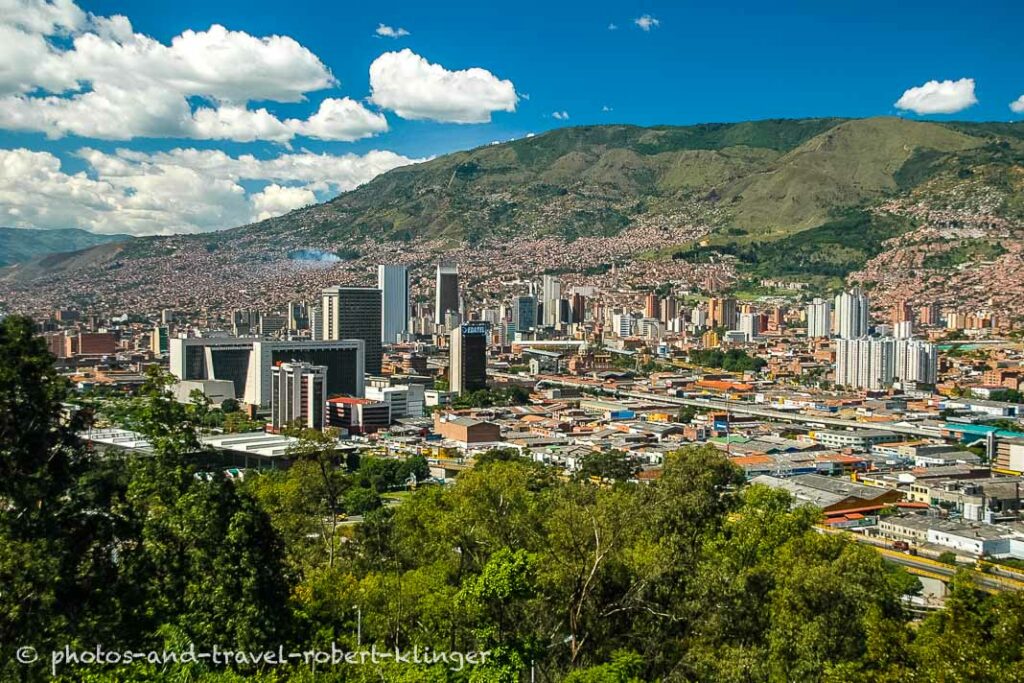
[{"left": 2, "top": 315, "right": 1023, "bottom": 682}]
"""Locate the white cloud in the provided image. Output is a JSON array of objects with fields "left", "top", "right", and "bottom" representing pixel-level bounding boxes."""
[
  {"left": 0, "top": 2, "right": 388, "bottom": 142},
  {"left": 1, "top": 0, "right": 86, "bottom": 35},
  {"left": 552, "top": 111, "right": 569, "bottom": 120},
  {"left": 369, "top": 48, "right": 518, "bottom": 123},
  {"left": 634, "top": 15, "right": 660, "bottom": 31},
  {"left": 601, "top": 105, "right": 613, "bottom": 112},
  {"left": 0, "top": 147, "right": 421, "bottom": 235},
  {"left": 607, "top": 23, "right": 618, "bottom": 30},
  {"left": 292, "top": 97, "right": 389, "bottom": 141},
  {"left": 250, "top": 184, "right": 316, "bottom": 221},
  {"left": 1010, "top": 95, "right": 1024, "bottom": 114},
  {"left": 375, "top": 23, "right": 410, "bottom": 38},
  {"left": 189, "top": 104, "right": 297, "bottom": 143},
  {"left": 894, "top": 78, "right": 978, "bottom": 115}
]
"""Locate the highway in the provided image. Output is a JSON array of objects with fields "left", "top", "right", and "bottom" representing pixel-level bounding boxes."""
[{"left": 819, "top": 528, "right": 1024, "bottom": 593}]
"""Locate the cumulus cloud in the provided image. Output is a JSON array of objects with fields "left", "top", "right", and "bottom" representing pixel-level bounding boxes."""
[
  {"left": 369, "top": 49, "right": 518, "bottom": 123},
  {"left": 293, "top": 97, "right": 389, "bottom": 141},
  {"left": 1011, "top": 95, "right": 1024, "bottom": 114},
  {"left": 607, "top": 23, "right": 618, "bottom": 30},
  {"left": 251, "top": 184, "right": 317, "bottom": 221},
  {"left": 0, "top": 147, "right": 421, "bottom": 235},
  {"left": 0, "top": 1, "right": 387, "bottom": 141},
  {"left": 634, "top": 15, "right": 660, "bottom": 31},
  {"left": 894, "top": 78, "right": 978, "bottom": 115},
  {"left": 552, "top": 111, "right": 569, "bottom": 120},
  {"left": 375, "top": 23, "right": 410, "bottom": 38}
]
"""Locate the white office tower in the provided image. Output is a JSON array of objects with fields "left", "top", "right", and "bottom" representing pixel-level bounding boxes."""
[
  {"left": 612, "top": 313, "right": 635, "bottom": 338},
  {"left": 365, "top": 384, "right": 425, "bottom": 418},
  {"left": 834, "top": 337, "right": 895, "bottom": 390},
  {"left": 893, "top": 320, "right": 913, "bottom": 339},
  {"left": 833, "top": 288, "right": 870, "bottom": 339},
  {"left": 806, "top": 297, "right": 832, "bottom": 338},
  {"left": 542, "top": 274, "right": 562, "bottom": 327},
  {"left": 377, "top": 264, "right": 410, "bottom": 344},
  {"left": 271, "top": 361, "right": 327, "bottom": 431},
  {"left": 638, "top": 318, "right": 662, "bottom": 340},
  {"left": 894, "top": 339, "right": 938, "bottom": 385},
  {"left": 690, "top": 306, "right": 707, "bottom": 328},
  {"left": 310, "top": 304, "right": 323, "bottom": 341},
  {"left": 739, "top": 313, "right": 761, "bottom": 341}
]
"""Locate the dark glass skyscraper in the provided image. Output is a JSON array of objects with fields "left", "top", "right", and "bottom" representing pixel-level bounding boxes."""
[
  {"left": 450, "top": 322, "right": 489, "bottom": 394},
  {"left": 435, "top": 263, "right": 460, "bottom": 324},
  {"left": 322, "top": 286, "right": 383, "bottom": 375}
]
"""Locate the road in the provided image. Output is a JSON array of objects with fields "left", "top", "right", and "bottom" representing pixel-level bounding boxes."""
[{"left": 818, "top": 527, "right": 1024, "bottom": 593}]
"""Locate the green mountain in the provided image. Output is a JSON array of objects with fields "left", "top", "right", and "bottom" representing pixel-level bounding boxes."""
[
  {"left": 0, "top": 227, "right": 132, "bottom": 267},
  {"left": 207, "top": 116, "right": 1021, "bottom": 251},
  {"left": 9, "top": 117, "right": 1024, "bottom": 286}
]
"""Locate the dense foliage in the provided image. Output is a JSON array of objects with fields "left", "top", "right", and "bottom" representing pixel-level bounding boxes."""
[
  {"left": 3, "top": 315, "right": 1024, "bottom": 682},
  {"left": 688, "top": 347, "right": 767, "bottom": 373}
]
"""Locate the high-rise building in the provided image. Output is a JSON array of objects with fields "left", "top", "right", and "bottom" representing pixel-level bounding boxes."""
[
  {"left": 835, "top": 337, "right": 894, "bottom": 390},
  {"left": 660, "top": 296, "right": 677, "bottom": 325},
  {"left": 806, "top": 298, "right": 832, "bottom": 338},
  {"left": 287, "top": 302, "right": 309, "bottom": 331},
  {"left": 512, "top": 295, "right": 537, "bottom": 333},
  {"left": 542, "top": 275, "right": 561, "bottom": 327},
  {"left": 322, "top": 286, "right": 382, "bottom": 375},
  {"left": 739, "top": 313, "right": 761, "bottom": 341},
  {"left": 232, "top": 309, "right": 260, "bottom": 336},
  {"left": 917, "top": 303, "right": 940, "bottom": 327},
  {"left": 836, "top": 337, "right": 937, "bottom": 390},
  {"left": 691, "top": 306, "right": 708, "bottom": 328},
  {"left": 892, "top": 300, "right": 913, "bottom": 326},
  {"left": 639, "top": 318, "right": 662, "bottom": 340},
  {"left": 644, "top": 292, "right": 660, "bottom": 320},
  {"left": 378, "top": 264, "right": 410, "bottom": 344},
  {"left": 151, "top": 326, "right": 169, "bottom": 355},
  {"left": 709, "top": 297, "right": 737, "bottom": 330},
  {"left": 833, "top": 288, "right": 869, "bottom": 339},
  {"left": 310, "top": 304, "right": 323, "bottom": 341},
  {"left": 571, "top": 293, "right": 587, "bottom": 324},
  {"left": 894, "top": 339, "right": 938, "bottom": 385},
  {"left": 435, "top": 264, "right": 460, "bottom": 324},
  {"left": 612, "top": 313, "right": 635, "bottom": 338},
  {"left": 271, "top": 361, "right": 327, "bottom": 431},
  {"left": 557, "top": 299, "right": 571, "bottom": 327},
  {"left": 450, "top": 322, "right": 489, "bottom": 395},
  {"left": 259, "top": 313, "right": 287, "bottom": 338}
]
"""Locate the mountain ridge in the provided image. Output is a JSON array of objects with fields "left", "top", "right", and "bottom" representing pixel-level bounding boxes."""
[
  {"left": 0, "top": 227, "right": 133, "bottom": 268},
  {"left": 4, "top": 116, "right": 1024, "bottom": 288}
]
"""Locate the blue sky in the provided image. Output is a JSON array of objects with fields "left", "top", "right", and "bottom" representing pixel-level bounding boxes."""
[{"left": 1, "top": 0, "right": 1022, "bottom": 235}]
